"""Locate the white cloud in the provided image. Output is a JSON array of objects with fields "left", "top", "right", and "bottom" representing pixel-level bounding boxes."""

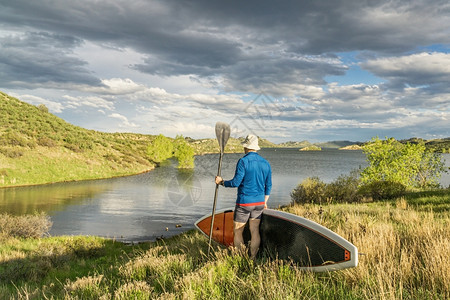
[
  {"left": 361, "top": 52, "right": 450, "bottom": 87},
  {"left": 83, "top": 78, "right": 146, "bottom": 95},
  {"left": 9, "top": 93, "right": 64, "bottom": 113},
  {"left": 108, "top": 113, "right": 139, "bottom": 129},
  {"left": 159, "top": 122, "right": 215, "bottom": 138},
  {"left": 63, "top": 95, "right": 115, "bottom": 110}
]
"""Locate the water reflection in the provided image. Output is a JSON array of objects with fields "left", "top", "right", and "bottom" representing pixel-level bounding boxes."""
[{"left": 0, "top": 180, "right": 114, "bottom": 215}]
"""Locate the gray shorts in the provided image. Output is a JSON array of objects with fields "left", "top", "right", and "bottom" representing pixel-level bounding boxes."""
[{"left": 234, "top": 204, "right": 265, "bottom": 223}]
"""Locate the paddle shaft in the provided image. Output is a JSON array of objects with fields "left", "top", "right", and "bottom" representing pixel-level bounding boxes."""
[{"left": 208, "top": 151, "right": 224, "bottom": 255}]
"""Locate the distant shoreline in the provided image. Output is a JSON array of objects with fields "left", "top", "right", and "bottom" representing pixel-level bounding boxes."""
[{"left": 0, "top": 167, "right": 155, "bottom": 190}]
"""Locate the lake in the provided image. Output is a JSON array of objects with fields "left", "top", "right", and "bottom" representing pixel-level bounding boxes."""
[{"left": 1, "top": 148, "right": 449, "bottom": 242}]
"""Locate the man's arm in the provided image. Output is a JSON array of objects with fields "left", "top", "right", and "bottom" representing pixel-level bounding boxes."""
[
  {"left": 220, "top": 159, "right": 246, "bottom": 188},
  {"left": 264, "top": 195, "right": 270, "bottom": 209},
  {"left": 264, "top": 163, "right": 272, "bottom": 208}
]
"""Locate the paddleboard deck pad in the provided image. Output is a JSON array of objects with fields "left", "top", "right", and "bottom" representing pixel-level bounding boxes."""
[{"left": 195, "top": 208, "right": 358, "bottom": 272}]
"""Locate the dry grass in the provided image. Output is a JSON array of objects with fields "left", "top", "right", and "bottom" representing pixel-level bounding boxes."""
[
  {"left": 284, "top": 199, "right": 450, "bottom": 299},
  {"left": 0, "top": 212, "right": 52, "bottom": 239},
  {"left": 0, "top": 193, "right": 449, "bottom": 299}
]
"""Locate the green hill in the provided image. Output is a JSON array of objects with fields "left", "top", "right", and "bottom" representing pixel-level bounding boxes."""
[
  {"left": 299, "top": 145, "right": 322, "bottom": 151},
  {"left": 0, "top": 91, "right": 156, "bottom": 187},
  {"left": 400, "top": 137, "right": 450, "bottom": 153},
  {"left": 278, "top": 140, "right": 312, "bottom": 148},
  {"left": 314, "top": 140, "right": 362, "bottom": 149}
]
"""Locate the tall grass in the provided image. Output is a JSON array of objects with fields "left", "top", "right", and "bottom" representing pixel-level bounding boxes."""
[
  {"left": 0, "top": 212, "right": 52, "bottom": 239},
  {"left": 0, "top": 191, "right": 448, "bottom": 299}
]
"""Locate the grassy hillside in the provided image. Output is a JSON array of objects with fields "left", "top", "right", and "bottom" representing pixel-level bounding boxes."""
[
  {"left": 315, "top": 140, "right": 363, "bottom": 149},
  {"left": 0, "top": 92, "right": 156, "bottom": 187},
  {"left": 278, "top": 140, "right": 312, "bottom": 148},
  {"left": 401, "top": 137, "right": 450, "bottom": 153}
]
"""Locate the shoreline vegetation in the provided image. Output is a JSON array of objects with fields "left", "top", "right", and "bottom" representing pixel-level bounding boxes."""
[{"left": 1, "top": 190, "right": 449, "bottom": 299}]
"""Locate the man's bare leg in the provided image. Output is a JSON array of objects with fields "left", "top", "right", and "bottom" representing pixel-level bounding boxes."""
[
  {"left": 249, "top": 218, "right": 261, "bottom": 259},
  {"left": 233, "top": 221, "right": 246, "bottom": 252}
]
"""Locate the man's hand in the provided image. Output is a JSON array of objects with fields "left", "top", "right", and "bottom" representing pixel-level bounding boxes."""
[{"left": 215, "top": 176, "right": 223, "bottom": 185}]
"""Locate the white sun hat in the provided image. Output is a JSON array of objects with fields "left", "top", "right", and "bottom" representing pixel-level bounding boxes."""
[{"left": 241, "top": 134, "right": 260, "bottom": 150}]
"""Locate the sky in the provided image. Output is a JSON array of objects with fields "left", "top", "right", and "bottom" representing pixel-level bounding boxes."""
[{"left": 0, "top": 0, "right": 449, "bottom": 143}]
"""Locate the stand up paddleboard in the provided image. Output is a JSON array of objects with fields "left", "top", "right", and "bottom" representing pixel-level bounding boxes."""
[{"left": 195, "top": 208, "right": 358, "bottom": 272}]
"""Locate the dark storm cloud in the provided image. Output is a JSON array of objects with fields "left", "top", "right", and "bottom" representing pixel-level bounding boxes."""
[
  {"left": 0, "top": 31, "right": 102, "bottom": 88},
  {"left": 1, "top": 0, "right": 449, "bottom": 95},
  {"left": 163, "top": 0, "right": 450, "bottom": 54}
]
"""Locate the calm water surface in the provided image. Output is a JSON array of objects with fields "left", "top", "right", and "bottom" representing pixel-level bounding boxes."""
[{"left": 1, "top": 149, "right": 448, "bottom": 242}]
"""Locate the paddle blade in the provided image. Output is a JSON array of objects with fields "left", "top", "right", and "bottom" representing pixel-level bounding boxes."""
[{"left": 215, "top": 122, "right": 231, "bottom": 153}]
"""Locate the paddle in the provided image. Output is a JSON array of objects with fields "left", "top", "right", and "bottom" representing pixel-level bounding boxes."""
[{"left": 208, "top": 122, "right": 231, "bottom": 255}]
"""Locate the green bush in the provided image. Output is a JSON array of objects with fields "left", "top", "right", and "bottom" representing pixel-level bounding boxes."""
[
  {"left": 358, "top": 180, "right": 406, "bottom": 201},
  {"left": 0, "top": 132, "right": 29, "bottom": 147},
  {"left": 37, "top": 104, "right": 49, "bottom": 113},
  {"left": 37, "top": 136, "right": 57, "bottom": 147},
  {"left": 147, "top": 134, "right": 174, "bottom": 163},
  {"left": 291, "top": 172, "right": 365, "bottom": 204},
  {"left": 174, "top": 135, "right": 194, "bottom": 169},
  {"left": 325, "top": 171, "right": 362, "bottom": 203},
  {"left": 291, "top": 177, "right": 327, "bottom": 204},
  {"left": 361, "top": 137, "right": 445, "bottom": 189},
  {"left": 64, "top": 143, "right": 83, "bottom": 153},
  {"left": 0, "top": 147, "right": 24, "bottom": 158}
]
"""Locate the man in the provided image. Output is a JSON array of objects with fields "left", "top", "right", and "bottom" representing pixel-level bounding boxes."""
[{"left": 215, "top": 134, "right": 272, "bottom": 258}]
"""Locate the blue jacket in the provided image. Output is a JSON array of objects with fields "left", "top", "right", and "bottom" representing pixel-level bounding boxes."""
[{"left": 224, "top": 152, "right": 272, "bottom": 206}]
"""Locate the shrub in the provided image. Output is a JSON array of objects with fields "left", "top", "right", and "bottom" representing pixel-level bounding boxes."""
[
  {"left": 174, "top": 135, "right": 194, "bottom": 169},
  {"left": 104, "top": 153, "right": 121, "bottom": 163},
  {"left": 358, "top": 180, "right": 407, "bottom": 201},
  {"left": 64, "top": 143, "right": 83, "bottom": 153},
  {"left": 0, "top": 213, "right": 52, "bottom": 239},
  {"left": 361, "top": 137, "right": 445, "bottom": 189},
  {"left": 37, "top": 136, "right": 57, "bottom": 147},
  {"left": 0, "top": 147, "right": 24, "bottom": 158},
  {"left": 37, "top": 104, "right": 49, "bottom": 113},
  {"left": 0, "top": 132, "right": 29, "bottom": 147},
  {"left": 291, "top": 177, "right": 327, "bottom": 204},
  {"left": 325, "top": 171, "right": 362, "bottom": 203},
  {"left": 147, "top": 134, "right": 174, "bottom": 163}
]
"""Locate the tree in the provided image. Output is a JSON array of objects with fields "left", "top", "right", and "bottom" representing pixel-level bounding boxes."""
[
  {"left": 360, "top": 137, "right": 445, "bottom": 189},
  {"left": 173, "top": 135, "right": 194, "bottom": 169},
  {"left": 147, "top": 134, "right": 174, "bottom": 163},
  {"left": 37, "top": 104, "right": 49, "bottom": 113}
]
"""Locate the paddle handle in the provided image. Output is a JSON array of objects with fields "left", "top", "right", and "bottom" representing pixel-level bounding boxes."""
[{"left": 208, "top": 152, "right": 224, "bottom": 255}]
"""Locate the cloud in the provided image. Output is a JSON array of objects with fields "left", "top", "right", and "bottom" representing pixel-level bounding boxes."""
[
  {"left": 361, "top": 52, "right": 450, "bottom": 88},
  {"left": 10, "top": 93, "right": 64, "bottom": 113},
  {"left": 0, "top": 31, "right": 102, "bottom": 89},
  {"left": 2, "top": 0, "right": 449, "bottom": 95},
  {"left": 82, "top": 78, "right": 146, "bottom": 95},
  {"left": 108, "top": 113, "right": 139, "bottom": 129},
  {"left": 63, "top": 95, "right": 115, "bottom": 110},
  {"left": 159, "top": 122, "right": 215, "bottom": 138}
]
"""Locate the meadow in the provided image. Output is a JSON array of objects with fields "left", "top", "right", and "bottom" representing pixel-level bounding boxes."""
[{"left": 1, "top": 190, "right": 448, "bottom": 299}]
